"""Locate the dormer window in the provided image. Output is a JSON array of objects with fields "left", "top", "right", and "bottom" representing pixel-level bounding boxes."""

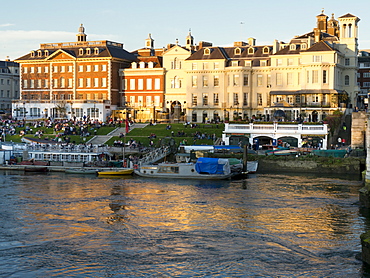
[
  {"left": 248, "top": 47, "right": 254, "bottom": 54},
  {"left": 235, "top": 48, "right": 241, "bottom": 55},
  {"left": 79, "top": 48, "right": 84, "bottom": 56},
  {"left": 301, "top": 43, "right": 307, "bottom": 50},
  {"left": 86, "top": 48, "right": 91, "bottom": 55},
  {"left": 139, "top": 62, "right": 145, "bottom": 69},
  {"left": 148, "top": 62, "right": 154, "bottom": 68},
  {"left": 290, "top": 44, "right": 296, "bottom": 50},
  {"left": 263, "top": 47, "right": 269, "bottom": 54},
  {"left": 232, "top": 61, "right": 239, "bottom": 67},
  {"left": 44, "top": 50, "right": 49, "bottom": 56},
  {"left": 94, "top": 48, "right": 99, "bottom": 55},
  {"left": 37, "top": 50, "right": 42, "bottom": 57},
  {"left": 131, "top": 62, "right": 137, "bottom": 69},
  {"left": 204, "top": 48, "right": 211, "bottom": 55},
  {"left": 30, "top": 51, "right": 35, "bottom": 57}
]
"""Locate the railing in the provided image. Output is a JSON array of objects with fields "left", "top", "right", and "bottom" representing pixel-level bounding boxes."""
[
  {"left": 225, "top": 122, "right": 327, "bottom": 135},
  {"left": 139, "top": 146, "right": 171, "bottom": 165}
]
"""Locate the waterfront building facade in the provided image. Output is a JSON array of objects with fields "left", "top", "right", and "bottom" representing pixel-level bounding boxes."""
[
  {"left": 357, "top": 50, "right": 370, "bottom": 110},
  {"left": 0, "top": 59, "right": 19, "bottom": 116},
  {"left": 119, "top": 34, "right": 165, "bottom": 122},
  {"left": 184, "top": 11, "right": 360, "bottom": 123},
  {"left": 13, "top": 25, "right": 136, "bottom": 121}
]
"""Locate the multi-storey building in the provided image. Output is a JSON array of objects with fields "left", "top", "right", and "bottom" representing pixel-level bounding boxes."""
[
  {"left": 357, "top": 50, "right": 370, "bottom": 110},
  {"left": 13, "top": 25, "right": 136, "bottom": 121},
  {"left": 185, "top": 11, "right": 360, "bottom": 123},
  {"left": 0, "top": 59, "right": 19, "bottom": 116},
  {"left": 119, "top": 34, "right": 165, "bottom": 122}
]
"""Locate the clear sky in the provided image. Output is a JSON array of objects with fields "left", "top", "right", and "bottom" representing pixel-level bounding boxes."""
[{"left": 1, "top": 0, "right": 370, "bottom": 61}]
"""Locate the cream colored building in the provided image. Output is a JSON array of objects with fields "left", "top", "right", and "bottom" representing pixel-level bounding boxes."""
[{"left": 184, "top": 11, "right": 360, "bottom": 123}]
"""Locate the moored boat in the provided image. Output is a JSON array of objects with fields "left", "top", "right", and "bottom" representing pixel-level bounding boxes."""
[
  {"left": 24, "top": 167, "right": 48, "bottom": 172},
  {"left": 134, "top": 157, "right": 234, "bottom": 180},
  {"left": 65, "top": 168, "right": 98, "bottom": 174},
  {"left": 97, "top": 168, "right": 134, "bottom": 176}
]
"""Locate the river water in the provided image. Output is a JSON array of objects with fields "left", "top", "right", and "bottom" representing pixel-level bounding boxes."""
[{"left": 0, "top": 170, "right": 370, "bottom": 277}]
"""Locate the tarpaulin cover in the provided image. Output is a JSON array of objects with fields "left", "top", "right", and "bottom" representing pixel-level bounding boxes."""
[{"left": 195, "top": 157, "right": 230, "bottom": 175}]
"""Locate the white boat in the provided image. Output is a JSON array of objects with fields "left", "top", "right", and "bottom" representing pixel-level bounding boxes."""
[
  {"left": 247, "top": 161, "right": 259, "bottom": 174},
  {"left": 134, "top": 157, "right": 234, "bottom": 180}
]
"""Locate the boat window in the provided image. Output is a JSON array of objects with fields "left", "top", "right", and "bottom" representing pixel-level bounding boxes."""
[{"left": 158, "top": 166, "right": 179, "bottom": 173}]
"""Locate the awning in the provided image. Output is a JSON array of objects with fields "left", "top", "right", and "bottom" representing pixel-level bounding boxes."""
[{"left": 270, "top": 89, "right": 343, "bottom": 95}]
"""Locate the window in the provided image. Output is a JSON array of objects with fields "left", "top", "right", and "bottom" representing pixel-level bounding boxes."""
[
  {"left": 257, "top": 75, "right": 263, "bottom": 86},
  {"left": 86, "top": 78, "right": 91, "bottom": 87},
  {"left": 323, "top": 70, "right": 327, "bottom": 83},
  {"left": 233, "top": 74, "right": 239, "bottom": 86},
  {"left": 248, "top": 47, "right": 254, "bottom": 54},
  {"left": 214, "top": 62, "right": 219, "bottom": 70},
  {"left": 37, "top": 79, "right": 42, "bottom": 88},
  {"left": 148, "top": 62, "right": 154, "bottom": 68},
  {"left": 287, "top": 58, "right": 293, "bottom": 66},
  {"left": 192, "top": 76, "right": 197, "bottom": 87},
  {"left": 306, "top": 71, "right": 310, "bottom": 83},
  {"left": 214, "top": 76, "right": 219, "bottom": 87},
  {"left": 267, "top": 74, "right": 271, "bottom": 87},
  {"left": 30, "top": 67, "right": 35, "bottom": 73},
  {"left": 344, "top": 75, "right": 350, "bottom": 86},
  {"left": 44, "top": 79, "right": 48, "bottom": 88},
  {"left": 52, "top": 79, "right": 56, "bottom": 88},
  {"left": 287, "top": 72, "right": 293, "bottom": 85},
  {"left": 243, "top": 74, "right": 249, "bottom": 86},
  {"left": 313, "top": 55, "right": 322, "bottom": 62},
  {"left": 232, "top": 61, "right": 238, "bottom": 67},
  {"left": 213, "top": 93, "right": 219, "bottom": 105},
  {"left": 257, "top": 93, "right": 262, "bottom": 106},
  {"left": 202, "top": 76, "right": 208, "bottom": 87},
  {"left": 203, "top": 62, "right": 208, "bottom": 70},
  {"left": 94, "top": 48, "right": 99, "bottom": 55},
  {"left": 94, "top": 78, "right": 99, "bottom": 87},
  {"left": 276, "top": 73, "right": 282, "bottom": 86},
  {"left": 102, "top": 64, "right": 107, "bottom": 71},
  {"left": 192, "top": 63, "right": 197, "bottom": 70},
  {"left": 154, "top": 78, "right": 160, "bottom": 90},
  {"left": 45, "top": 67, "right": 48, "bottom": 73},
  {"left": 147, "top": 79, "right": 152, "bottom": 90},
  {"left": 68, "top": 65, "right": 73, "bottom": 72},
  {"left": 139, "top": 62, "right": 145, "bottom": 69},
  {"left": 37, "top": 67, "right": 42, "bottom": 73},
  {"left": 86, "top": 48, "right": 91, "bottom": 55},
  {"left": 86, "top": 65, "right": 91, "bottom": 72},
  {"left": 245, "top": 61, "right": 252, "bottom": 67},
  {"left": 276, "top": 59, "right": 282, "bottom": 66},
  {"left": 24, "top": 67, "right": 28, "bottom": 74},
  {"left": 345, "top": 58, "right": 350, "bottom": 66},
  {"left": 192, "top": 94, "right": 197, "bottom": 106},
  {"left": 94, "top": 65, "right": 99, "bottom": 71},
  {"left": 233, "top": 93, "right": 239, "bottom": 105},
  {"left": 60, "top": 77, "right": 65, "bottom": 88},
  {"left": 138, "top": 79, "right": 144, "bottom": 90},
  {"left": 261, "top": 60, "right": 267, "bottom": 67},
  {"left": 68, "top": 78, "right": 73, "bottom": 88},
  {"left": 79, "top": 65, "right": 83, "bottom": 72},
  {"left": 60, "top": 66, "right": 65, "bottom": 72},
  {"left": 364, "top": 72, "right": 370, "bottom": 78},
  {"left": 263, "top": 47, "right": 269, "bottom": 54},
  {"left": 312, "top": 70, "right": 318, "bottom": 83},
  {"left": 235, "top": 48, "right": 241, "bottom": 55},
  {"left": 204, "top": 48, "right": 211, "bottom": 55},
  {"left": 290, "top": 44, "right": 296, "bottom": 50},
  {"left": 130, "top": 79, "right": 135, "bottom": 90},
  {"left": 301, "top": 44, "right": 307, "bottom": 50},
  {"left": 102, "top": 78, "right": 107, "bottom": 88},
  {"left": 295, "top": 95, "right": 301, "bottom": 103},
  {"left": 243, "top": 93, "right": 248, "bottom": 105},
  {"left": 364, "top": 82, "right": 370, "bottom": 87},
  {"left": 203, "top": 94, "right": 208, "bottom": 105},
  {"left": 79, "top": 49, "right": 84, "bottom": 55}
]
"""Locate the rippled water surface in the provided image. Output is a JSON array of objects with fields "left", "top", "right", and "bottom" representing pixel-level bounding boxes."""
[{"left": 0, "top": 170, "right": 369, "bottom": 277}]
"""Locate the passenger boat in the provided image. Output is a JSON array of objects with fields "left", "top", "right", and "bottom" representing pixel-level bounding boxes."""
[
  {"left": 134, "top": 157, "right": 234, "bottom": 180},
  {"left": 65, "top": 168, "right": 98, "bottom": 174},
  {"left": 97, "top": 168, "right": 134, "bottom": 176}
]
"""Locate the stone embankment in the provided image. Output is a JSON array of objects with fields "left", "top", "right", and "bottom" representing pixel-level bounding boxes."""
[{"left": 257, "top": 157, "right": 365, "bottom": 175}]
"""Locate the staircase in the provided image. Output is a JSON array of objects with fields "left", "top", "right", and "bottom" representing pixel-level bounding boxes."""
[{"left": 139, "top": 146, "right": 172, "bottom": 165}]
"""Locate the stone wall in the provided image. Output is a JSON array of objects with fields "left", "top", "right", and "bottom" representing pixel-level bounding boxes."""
[{"left": 351, "top": 111, "right": 367, "bottom": 149}]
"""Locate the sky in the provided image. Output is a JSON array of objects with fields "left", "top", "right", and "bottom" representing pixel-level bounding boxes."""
[{"left": 1, "top": 0, "right": 370, "bottom": 61}]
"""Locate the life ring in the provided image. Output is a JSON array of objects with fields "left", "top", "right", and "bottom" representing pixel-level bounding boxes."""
[
  {"left": 123, "top": 161, "right": 127, "bottom": 168},
  {"left": 133, "top": 164, "right": 138, "bottom": 169}
]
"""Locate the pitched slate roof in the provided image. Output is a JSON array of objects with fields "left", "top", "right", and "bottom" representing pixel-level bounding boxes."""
[
  {"left": 305, "top": 41, "right": 336, "bottom": 52},
  {"left": 16, "top": 41, "right": 136, "bottom": 62}
]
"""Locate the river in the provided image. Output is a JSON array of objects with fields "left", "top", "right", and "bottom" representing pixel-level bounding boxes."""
[{"left": 0, "top": 170, "right": 369, "bottom": 277}]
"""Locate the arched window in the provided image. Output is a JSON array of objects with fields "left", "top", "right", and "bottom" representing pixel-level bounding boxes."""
[
  {"left": 86, "top": 48, "right": 91, "bottom": 55},
  {"left": 248, "top": 47, "right": 254, "bottom": 54},
  {"left": 235, "top": 48, "right": 241, "bottom": 55},
  {"left": 79, "top": 48, "right": 84, "bottom": 56},
  {"left": 204, "top": 48, "right": 211, "bottom": 55},
  {"left": 263, "top": 47, "right": 269, "bottom": 54}
]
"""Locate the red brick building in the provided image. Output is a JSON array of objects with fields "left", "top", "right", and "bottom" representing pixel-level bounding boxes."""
[
  {"left": 119, "top": 34, "right": 165, "bottom": 122},
  {"left": 14, "top": 24, "right": 136, "bottom": 121}
]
